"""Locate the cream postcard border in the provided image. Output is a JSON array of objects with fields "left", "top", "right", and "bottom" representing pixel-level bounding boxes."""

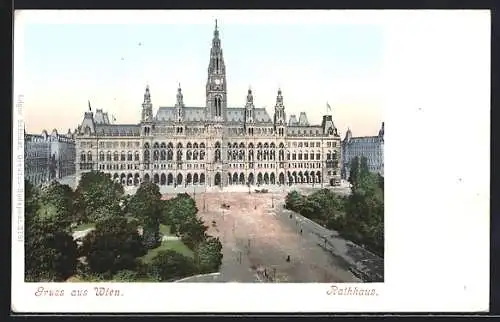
[{"left": 12, "top": 10, "right": 490, "bottom": 313}]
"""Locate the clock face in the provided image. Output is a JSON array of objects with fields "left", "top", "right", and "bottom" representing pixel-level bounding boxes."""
[{"left": 215, "top": 79, "right": 221, "bottom": 85}]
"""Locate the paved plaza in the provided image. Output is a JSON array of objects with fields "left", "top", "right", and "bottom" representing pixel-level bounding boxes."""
[{"left": 170, "top": 190, "right": 363, "bottom": 283}]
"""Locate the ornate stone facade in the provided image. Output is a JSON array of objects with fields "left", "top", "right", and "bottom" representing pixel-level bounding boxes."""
[
  {"left": 25, "top": 129, "right": 76, "bottom": 186},
  {"left": 74, "top": 21, "right": 342, "bottom": 188},
  {"left": 341, "top": 122, "right": 384, "bottom": 180}
]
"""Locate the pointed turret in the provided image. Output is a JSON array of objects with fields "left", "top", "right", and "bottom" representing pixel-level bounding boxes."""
[
  {"left": 141, "top": 85, "right": 153, "bottom": 127},
  {"left": 273, "top": 88, "right": 287, "bottom": 136},
  {"left": 378, "top": 122, "right": 384, "bottom": 137},
  {"left": 175, "top": 84, "right": 185, "bottom": 122},
  {"left": 344, "top": 127, "right": 352, "bottom": 142}
]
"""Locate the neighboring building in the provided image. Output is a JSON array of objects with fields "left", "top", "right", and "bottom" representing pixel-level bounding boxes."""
[
  {"left": 25, "top": 129, "right": 76, "bottom": 186},
  {"left": 48, "top": 129, "right": 77, "bottom": 179},
  {"left": 25, "top": 131, "right": 51, "bottom": 186},
  {"left": 74, "top": 21, "right": 342, "bottom": 188},
  {"left": 341, "top": 122, "right": 384, "bottom": 180}
]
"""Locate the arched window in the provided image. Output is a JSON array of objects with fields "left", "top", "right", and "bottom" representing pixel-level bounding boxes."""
[
  {"left": 99, "top": 151, "right": 105, "bottom": 161},
  {"left": 106, "top": 151, "right": 112, "bottom": 161},
  {"left": 80, "top": 153, "right": 86, "bottom": 162},
  {"left": 134, "top": 151, "right": 140, "bottom": 161},
  {"left": 87, "top": 151, "right": 92, "bottom": 162},
  {"left": 114, "top": 151, "right": 119, "bottom": 161},
  {"left": 127, "top": 151, "right": 133, "bottom": 161},
  {"left": 215, "top": 96, "right": 222, "bottom": 117}
]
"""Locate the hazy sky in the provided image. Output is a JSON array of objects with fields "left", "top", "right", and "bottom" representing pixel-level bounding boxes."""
[{"left": 18, "top": 11, "right": 384, "bottom": 137}]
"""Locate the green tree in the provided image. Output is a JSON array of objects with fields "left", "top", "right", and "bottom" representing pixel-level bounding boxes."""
[
  {"left": 36, "top": 181, "right": 75, "bottom": 231},
  {"left": 24, "top": 180, "right": 78, "bottom": 282},
  {"left": 25, "top": 180, "right": 39, "bottom": 216},
  {"left": 348, "top": 156, "right": 360, "bottom": 188},
  {"left": 284, "top": 190, "right": 304, "bottom": 211},
  {"left": 345, "top": 172, "right": 384, "bottom": 256},
  {"left": 25, "top": 221, "right": 78, "bottom": 282},
  {"left": 359, "top": 156, "right": 370, "bottom": 179},
  {"left": 147, "top": 250, "right": 197, "bottom": 282},
  {"left": 196, "top": 237, "right": 223, "bottom": 274},
  {"left": 127, "top": 182, "right": 162, "bottom": 249},
  {"left": 161, "top": 195, "right": 198, "bottom": 236},
  {"left": 80, "top": 216, "right": 146, "bottom": 277},
  {"left": 178, "top": 216, "right": 208, "bottom": 251},
  {"left": 74, "top": 171, "right": 124, "bottom": 223}
]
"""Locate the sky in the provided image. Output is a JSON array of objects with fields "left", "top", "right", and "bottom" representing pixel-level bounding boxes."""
[{"left": 17, "top": 10, "right": 384, "bottom": 137}]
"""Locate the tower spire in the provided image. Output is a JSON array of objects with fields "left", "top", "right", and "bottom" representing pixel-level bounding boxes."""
[
  {"left": 213, "top": 19, "right": 219, "bottom": 40},
  {"left": 206, "top": 20, "right": 226, "bottom": 122}
]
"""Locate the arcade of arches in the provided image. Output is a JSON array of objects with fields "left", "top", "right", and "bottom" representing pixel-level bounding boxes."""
[{"left": 110, "top": 170, "right": 323, "bottom": 187}]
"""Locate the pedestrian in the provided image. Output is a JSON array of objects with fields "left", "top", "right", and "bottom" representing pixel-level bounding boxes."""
[
  {"left": 286, "top": 255, "right": 290, "bottom": 262},
  {"left": 300, "top": 229, "right": 302, "bottom": 235}
]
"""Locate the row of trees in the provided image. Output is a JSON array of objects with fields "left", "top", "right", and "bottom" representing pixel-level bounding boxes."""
[
  {"left": 25, "top": 171, "right": 223, "bottom": 282},
  {"left": 285, "top": 156, "right": 384, "bottom": 256}
]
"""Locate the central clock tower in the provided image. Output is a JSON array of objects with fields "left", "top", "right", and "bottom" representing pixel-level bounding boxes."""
[{"left": 206, "top": 19, "right": 227, "bottom": 123}]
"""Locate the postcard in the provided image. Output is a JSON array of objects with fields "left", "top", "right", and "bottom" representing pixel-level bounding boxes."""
[{"left": 12, "top": 9, "right": 490, "bottom": 313}]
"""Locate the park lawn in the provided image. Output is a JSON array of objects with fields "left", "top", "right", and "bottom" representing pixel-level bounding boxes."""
[
  {"left": 74, "top": 223, "right": 96, "bottom": 231},
  {"left": 160, "top": 224, "right": 173, "bottom": 236},
  {"left": 140, "top": 240, "right": 193, "bottom": 264}
]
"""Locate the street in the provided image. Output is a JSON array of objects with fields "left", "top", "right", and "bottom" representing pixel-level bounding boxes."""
[{"left": 180, "top": 191, "right": 362, "bottom": 283}]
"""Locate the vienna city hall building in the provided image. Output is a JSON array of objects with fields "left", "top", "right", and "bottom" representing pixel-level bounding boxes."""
[{"left": 75, "top": 22, "right": 342, "bottom": 188}]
